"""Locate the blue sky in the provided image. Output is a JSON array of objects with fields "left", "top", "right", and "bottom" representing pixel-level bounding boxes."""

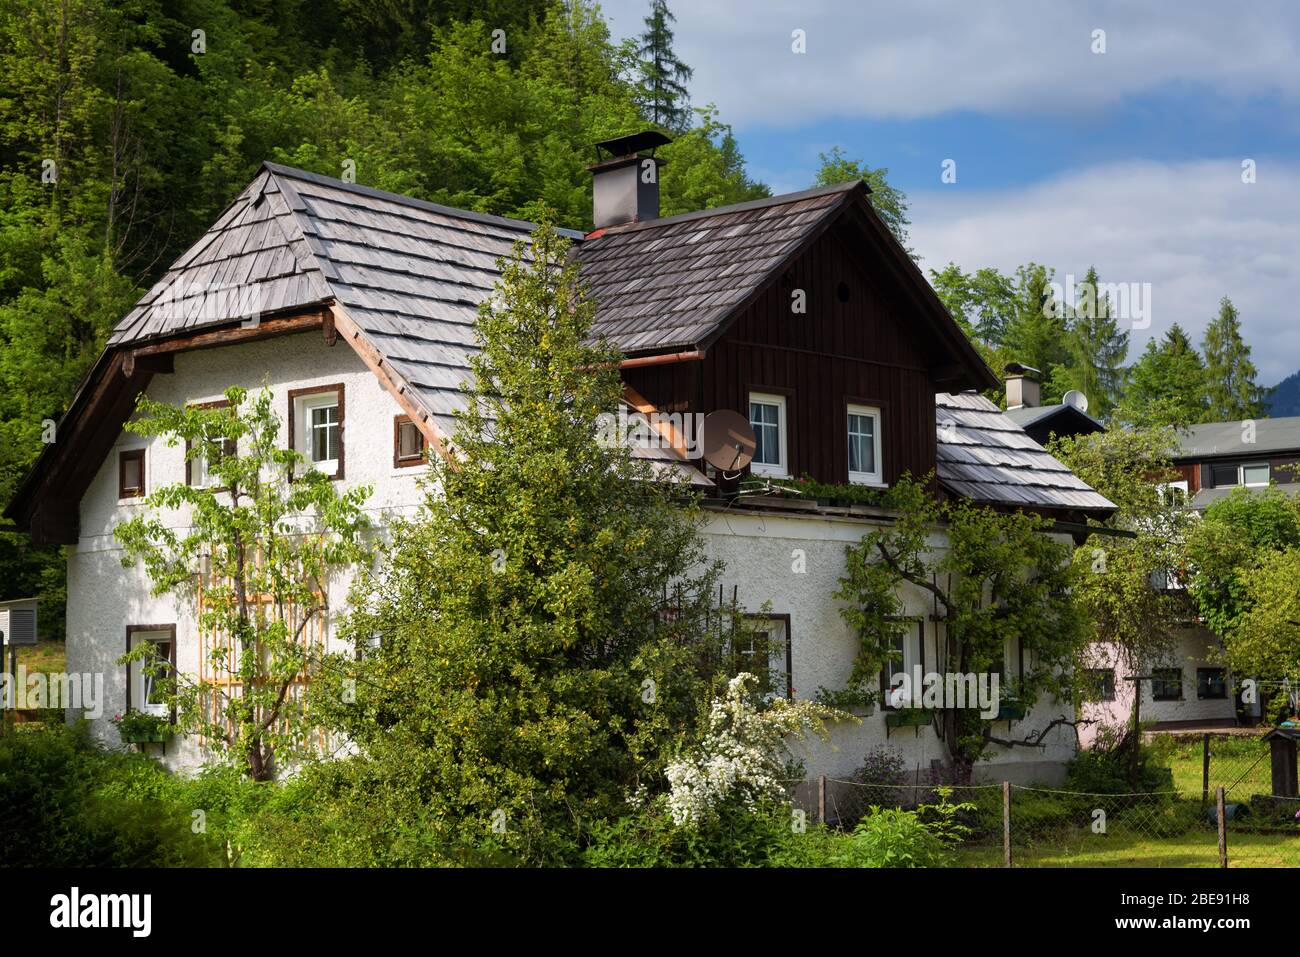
[{"left": 601, "top": 0, "right": 1300, "bottom": 385}]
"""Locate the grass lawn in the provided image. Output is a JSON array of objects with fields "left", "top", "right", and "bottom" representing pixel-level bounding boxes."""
[
  {"left": 13, "top": 639, "right": 65, "bottom": 675},
  {"left": 1162, "top": 735, "right": 1273, "bottom": 801},
  {"left": 954, "top": 827, "right": 1300, "bottom": 868}
]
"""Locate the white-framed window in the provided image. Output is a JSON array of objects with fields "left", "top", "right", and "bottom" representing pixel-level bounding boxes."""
[
  {"left": 1210, "top": 462, "right": 1270, "bottom": 488},
  {"left": 127, "top": 627, "right": 174, "bottom": 718},
  {"left": 1157, "top": 479, "right": 1189, "bottom": 508},
  {"left": 748, "top": 392, "right": 787, "bottom": 477},
  {"left": 188, "top": 401, "right": 236, "bottom": 488},
  {"left": 290, "top": 385, "right": 343, "bottom": 479},
  {"left": 881, "top": 619, "right": 924, "bottom": 709},
  {"left": 847, "top": 403, "right": 883, "bottom": 485},
  {"left": 1241, "top": 462, "right": 1270, "bottom": 487}
]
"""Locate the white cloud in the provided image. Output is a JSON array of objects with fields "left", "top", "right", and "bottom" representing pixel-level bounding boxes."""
[
  {"left": 908, "top": 159, "right": 1300, "bottom": 382},
  {"left": 600, "top": 0, "right": 1300, "bottom": 124}
]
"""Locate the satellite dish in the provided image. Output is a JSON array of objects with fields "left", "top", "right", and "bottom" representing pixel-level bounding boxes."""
[
  {"left": 1062, "top": 390, "right": 1089, "bottom": 414},
  {"left": 701, "top": 410, "right": 756, "bottom": 471}
]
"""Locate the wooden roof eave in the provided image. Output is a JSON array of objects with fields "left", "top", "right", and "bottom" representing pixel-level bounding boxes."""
[{"left": 4, "top": 304, "right": 335, "bottom": 543}]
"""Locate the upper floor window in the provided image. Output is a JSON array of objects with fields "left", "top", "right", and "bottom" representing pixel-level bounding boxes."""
[
  {"left": 188, "top": 400, "right": 237, "bottom": 488},
  {"left": 394, "top": 415, "right": 426, "bottom": 468},
  {"left": 1210, "top": 461, "right": 1269, "bottom": 488},
  {"left": 748, "top": 392, "right": 787, "bottom": 477},
  {"left": 1158, "top": 480, "right": 1189, "bottom": 507},
  {"left": 290, "top": 384, "right": 344, "bottom": 480},
  {"left": 846, "top": 403, "right": 883, "bottom": 485},
  {"left": 118, "top": 448, "right": 145, "bottom": 500}
]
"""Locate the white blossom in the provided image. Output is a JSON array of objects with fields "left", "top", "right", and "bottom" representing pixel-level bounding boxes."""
[{"left": 663, "top": 674, "right": 842, "bottom": 826}]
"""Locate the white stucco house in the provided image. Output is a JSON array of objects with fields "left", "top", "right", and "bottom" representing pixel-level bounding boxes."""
[{"left": 5, "top": 133, "right": 1117, "bottom": 785}]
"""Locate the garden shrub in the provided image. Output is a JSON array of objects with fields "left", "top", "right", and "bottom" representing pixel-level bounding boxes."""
[
  {"left": 0, "top": 723, "right": 220, "bottom": 867},
  {"left": 1066, "top": 723, "right": 1175, "bottom": 794}
]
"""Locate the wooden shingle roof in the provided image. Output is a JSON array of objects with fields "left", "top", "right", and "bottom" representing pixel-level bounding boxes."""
[
  {"left": 935, "top": 392, "right": 1115, "bottom": 513},
  {"left": 578, "top": 183, "right": 858, "bottom": 355},
  {"left": 108, "top": 163, "right": 584, "bottom": 440},
  {"left": 10, "top": 163, "right": 1109, "bottom": 536}
]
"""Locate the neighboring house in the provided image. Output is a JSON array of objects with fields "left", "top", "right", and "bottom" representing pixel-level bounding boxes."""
[
  {"left": 1080, "top": 416, "right": 1300, "bottom": 740},
  {"left": 1000, "top": 364, "right": 1105, "bottom": 447},
  {"left": 1170, "top": 416, "right": 1300, "bottom": 510},
  {"left": 4, "top": 134, "right": 1115, "bottom": 784}
]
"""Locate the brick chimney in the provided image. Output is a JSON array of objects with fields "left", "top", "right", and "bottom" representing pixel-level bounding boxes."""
[
  {"left": 587, "top": 131, "right": 671, "bottom": 230},
  {"left": 1005, "top": 362, "right": 1041, "bottom": 409}
]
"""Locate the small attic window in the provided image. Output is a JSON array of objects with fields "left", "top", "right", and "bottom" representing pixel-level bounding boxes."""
[
  {"left": 119, "top": 449, "right": 145, "bottom": 499},
  {"left": 394, "top": 415, "right": 426, "bottom": 468},
  {"left": 836, "top": 281, "right": 851, "bottom": 304}
]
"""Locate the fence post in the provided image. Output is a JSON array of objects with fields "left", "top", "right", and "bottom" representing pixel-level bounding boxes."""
[
  {"left": 818, "top": 775, "right": 826, "bottom": 826},
  {"left": 1002, "top": 780, "right": 1012, "bottom": 868},
  {"left": 1202, "top": 733, "right": 1211, "bottom": 806},
  {"left": 1216, "top": 786, "right": 1228, "bottom": 868}
]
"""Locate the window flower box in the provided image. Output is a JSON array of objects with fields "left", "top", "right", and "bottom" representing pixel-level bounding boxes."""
[
  {"left": 997, "top": 700, "right": 1026, "bottom": 721},
  {"left": 885, "top": 708, "right": 933, "bottom": 733},
  {"left": 113, "top": 709, "right": 174, "bottom": 744}
]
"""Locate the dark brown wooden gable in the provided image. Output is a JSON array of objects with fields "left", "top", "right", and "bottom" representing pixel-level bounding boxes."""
[{"left": 623, "top": 220, "right": 944, "bottom": 487}]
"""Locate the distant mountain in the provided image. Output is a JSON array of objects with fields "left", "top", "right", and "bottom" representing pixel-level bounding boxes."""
[{"left": 1268, "top": 370, "right": 1300, "bottom": 417}]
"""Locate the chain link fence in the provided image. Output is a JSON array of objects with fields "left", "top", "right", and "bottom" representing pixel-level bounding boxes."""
[
  {"left": 1197, "top": 731, "right": 1300, "bottom": 867},
  {"left": 791, "top": 730, "right": 1300, "bottom": 867}
]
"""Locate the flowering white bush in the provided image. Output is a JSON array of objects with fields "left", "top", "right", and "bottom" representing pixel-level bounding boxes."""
[{"left": 664, "top": 673, "right": 845, "bottom": 826}]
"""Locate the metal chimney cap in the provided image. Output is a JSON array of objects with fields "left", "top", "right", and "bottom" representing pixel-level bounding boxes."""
[
  {"left": 1004, "top": 361, "right": 1042, "bottom": 380},
  {"left": 594, "top": 130, "right": 671, "bottom": 161}
]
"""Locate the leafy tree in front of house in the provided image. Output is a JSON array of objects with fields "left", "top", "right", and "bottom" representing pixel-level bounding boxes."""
[
  {"left": 1182, "top": 489, "right": 1300, "bottom": 719},
  {"left": 1049, "top": 426, "right": 1194, "bottom": 742},
  {"left": 114, "top": 387, "right": 373, "bottom": 781},
  {"left": 633, "top": 0, "right": 694, "bottom": 132},
  {"left": 311, "top": 218, "right": 754, "bottom": 864},
  {"left": 1203, "top": 296, "right": 1268, "bottom": 421},
  {"left": 813, "top": 146, "right": 911, "bottom": 249},
  {"left": 1184, "top": 487, "right": 1300, "bottom": 650},
  {"left": 828, "top": 476, "right": 1082, "bottom": 779}
]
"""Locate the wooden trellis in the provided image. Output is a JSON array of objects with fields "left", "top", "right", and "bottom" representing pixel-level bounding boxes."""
[{"left": 195, "top": 545, "right": 329, "bottom": 749}]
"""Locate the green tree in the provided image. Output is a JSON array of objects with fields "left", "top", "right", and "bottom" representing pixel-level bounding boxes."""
[
  {"left": 1183, "top": 489, "right": 1300, "bottom": 699},
  {"left": 813, "top": 146, "right": 911, "bottom": 249},
  {"left": 1001, "top": 263, "right": 1069, "bottom": 401},
  {"left": 313, "top": 220, "right": 741, "bottom": 862},
  {"left": 114, "top": 387, "right": 373, "bottom": 780},
  {"left": 634, "top": 0, "right": 693, "bottom": 132},
  {"left": 829, "top": 476, "right": 1082, "bottom": 777},
  {"left": 1049, "top": 427, "right": 1192, "bottom": 716},
  {"left": 1203, "top": 296, "right": 1267, "bottom": 421},
  {"left": 1184, "top": 487, "right": 1300, "bottom": 645},
  {"left": 1115, "top": 324, "right": 1208, "bottom": 428},
  {"left": 928, "top": 263, "right": 1018, "bottom": 350},
  {"left": 1051, "top": 266, "right": 1129, "bottom": 420}
]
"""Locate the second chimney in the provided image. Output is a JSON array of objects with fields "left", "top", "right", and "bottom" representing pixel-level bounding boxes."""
[
  {"left": 588, "top": 131, "right": 671, "bottom": 230},
  {"left": 1004, "top": 362, "right": 1041, "bottom": 409}
]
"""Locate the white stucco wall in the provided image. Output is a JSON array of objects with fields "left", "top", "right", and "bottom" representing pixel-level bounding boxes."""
[
  {"left": 701, "top": 508, "right": 1078, "bottom": 786},
  {"left": 66, "top": 331, "right": 424, "bottom": 769},
  {"left": 63, "top": 331, "right": 1078, "bottom": 785}
]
